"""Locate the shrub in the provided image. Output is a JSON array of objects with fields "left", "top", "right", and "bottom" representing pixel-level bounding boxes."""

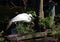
[
  {"left": 16, "top": 22, "right": 35, "bottom": 34},
  {"left": 38, "top": 16, "right": 54, "bottom": 29}
]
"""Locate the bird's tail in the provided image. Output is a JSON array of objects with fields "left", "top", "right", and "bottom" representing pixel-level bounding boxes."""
[{"left": 6, "top": 21, "right": 12, "bottom": 30}]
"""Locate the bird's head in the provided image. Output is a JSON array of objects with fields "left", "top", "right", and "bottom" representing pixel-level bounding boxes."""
[
  {"left": 28, "top": 14, "right": 32, "bottom": 18},
  {"left": 28, "top": 14, "right": 34, "bottom": 20}
]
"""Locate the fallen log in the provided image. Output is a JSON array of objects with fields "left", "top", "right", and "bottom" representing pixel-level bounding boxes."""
[{"left": 5, "top": 32, "right": 47, "bottom": 41}]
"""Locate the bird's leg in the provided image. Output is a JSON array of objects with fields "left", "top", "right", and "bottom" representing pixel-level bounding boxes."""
[
  {"left": 15, "top": 22, "right": 17, "bottom": 24},
  {"left": 27, "top": 22, "right": 34, "bottom": 29}
]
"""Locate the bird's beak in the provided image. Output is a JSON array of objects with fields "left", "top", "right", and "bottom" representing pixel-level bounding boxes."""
[{"left": 32, "top": 17, "right": 35, "bottom": 20}]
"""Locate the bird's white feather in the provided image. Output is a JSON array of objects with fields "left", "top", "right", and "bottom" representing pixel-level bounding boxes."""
[{"left": 6, "top": 13, "right": 32, "bottom": 30}]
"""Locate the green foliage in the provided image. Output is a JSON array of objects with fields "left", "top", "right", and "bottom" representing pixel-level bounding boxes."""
[
  {"left": 38, "top": 16, "right": 53, "bottom": 28},
  {"left": 26, "top": 8, "right": 37, "bottom": 17},
  {"left": 38, "top": 17, "right": 45, "bottom": 27},
  {"left": 0, "top": 37, "right": 4, "bottom": 42},
  {"left": 0, "top": 31, "right": 4, "bottom": 42},
  {"left": 45, "top": 16, "right": 53, "bottom": 28},
  {"left": 16, "top": 22, "right": 35, "bottom": 34},
  {"left": 27, "top": 10, "right": 36, "bottom": 17},
  {"left": 47, "top": 24, "right": 60, "bottom": 42},
  {"left": 55, "top": 14, "right": 60, "bottom": 24}
]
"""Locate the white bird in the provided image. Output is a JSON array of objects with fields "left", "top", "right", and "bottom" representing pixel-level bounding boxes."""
[{"left": 6, "top": 13, "right": 33, "bottom": 30}]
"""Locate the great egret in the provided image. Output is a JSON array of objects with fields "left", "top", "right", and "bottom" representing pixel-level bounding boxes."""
[{"left": 6, "top": 13, "right": 33, "bottom": 30}]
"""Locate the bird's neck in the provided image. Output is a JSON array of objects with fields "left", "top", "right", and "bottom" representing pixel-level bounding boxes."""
[{"left": 27, "top": 17, "right": 31, "bottom": 22}]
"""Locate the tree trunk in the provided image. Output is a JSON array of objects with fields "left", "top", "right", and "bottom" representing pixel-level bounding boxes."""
[{"left": 39, "top": 0, "right": 44, "bottom": 18}]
